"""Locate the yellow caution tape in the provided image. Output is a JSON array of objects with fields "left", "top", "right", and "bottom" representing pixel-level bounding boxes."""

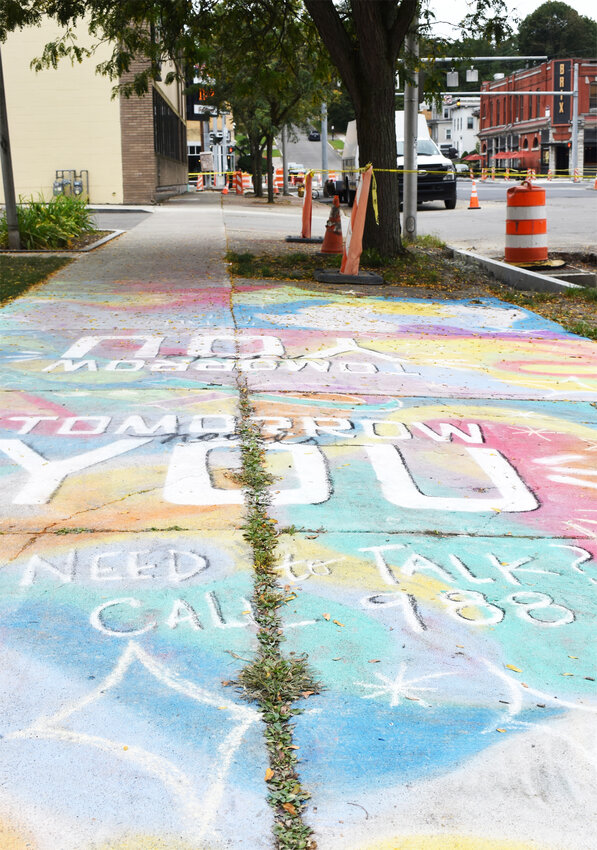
[{"left": 368, "top": 164, "right": 379, "bottom": 225}]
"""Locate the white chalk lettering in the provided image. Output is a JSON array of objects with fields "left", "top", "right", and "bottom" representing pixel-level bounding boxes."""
[
  {"left": 168, "top": 550, "right": 209, "bottom": 582},
  {"left": 115, "top": 415, "right": 178, "bottom": 436},
  {"left": 0, "top": 437, "right": 151, "bottom": 505},
  {"left": 360, "top": 591, "right": 427, "bottom": 632},
  {"left": 302, "top": 417, "right": 355, "bottom": 439},
  {"left": 164, "top": 440, "right": 330, "bottom": 506},
  {"left": 443, "top": 590, "right": 505, "bottom": 625},
  {"left": 237, "top": 359, "right": 277, "bottom": 371},
  {"left": 410, "top": 422, "right": 484, "bottom": 443},
  {"left": 57, "top": 417, "right": 111, "bottom": 436},
  {"left": 188, "top": 334, "right": 284, "bottom": 358},
  {"left": 366, "top": 445, "right": 538, "bottom": 512},
  {"left": 448, "top": 554, "right": 494, "bottom": 584},
  {"left": 505, "top": 591, "right": 574, "bottom": 626},
  {"left": 193, "top": 359, "right": 235, "bottom": 371},
  {"left": 338, "top": 361, "right": 377, "bottom": 374},
  {"left": 280, "top": 360, "right": 330, "bottom": 372},
  {"left": 166, "top": 599, "right": 203, "bottom": 630},
  {"left": 7, "top": 417, "right": 59, "bottom": 435},
  {"left": 20, "top": 551, "right": 76, "bottom": 587},
  {"left": 91, "top": 551, "right": 124, "bottom": 581},
  {"left": 252, "top": 417, "right": 292, "bottom": 437},
  {"left": 486, "top": 553, "right": 559, "bottom": 586},
  {"left": 149, "top": 359, "right": 192, "bottom": 372},
  {"left": 105, "top": 360, "right": 145, "bottom": 371},
  {"left": 62, "top": 335, "right": 164, "bottom": 359},
  {"left": 360, "top": 420, "right": 412, "bottom": 440},
  {"left": 43, "top": 359, "right": 97, "bottom": 372},
  {"left": 90, "top": 597, "right": 156, "bottom": 636},
  {"left": 358, "top": 543, "right": 406, "bottom": 585}
]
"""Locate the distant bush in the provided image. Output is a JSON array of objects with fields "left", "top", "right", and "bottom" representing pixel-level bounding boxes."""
[{"left": 0, "top": 195, "right": 94, "bottom": 250}]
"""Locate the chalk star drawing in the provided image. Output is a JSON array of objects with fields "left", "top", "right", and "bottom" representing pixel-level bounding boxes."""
[
  {"left": 7, "top": 641, "right": 259, "bottom": 842},
  {"left": 534, "top": 453, "right": 597, "bottom": 489},
  {"left": 480, "top": 659, "right": 597, "bottom": 735},
  {"left": 512, "top": 426, "right": 552, "bottom": 441},
  {"left": 355, "top": 663, "right": 454, "bottom": 708}
]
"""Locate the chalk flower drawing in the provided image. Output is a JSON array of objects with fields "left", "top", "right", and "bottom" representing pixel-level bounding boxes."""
[
  {"left": 354, "top": 663, "right": 455, "bottom": 708},
  {"left": 7, "top": 641, "right": 259, "bottom": 842}
]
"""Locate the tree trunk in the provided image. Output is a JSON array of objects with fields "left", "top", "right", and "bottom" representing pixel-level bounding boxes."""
[
  {"left": 250, "top": 136, "right": 263, "bottom": 197},
  {"left": 355, "top": 83, "right": 403, "bottom": 257},
  {"left": 266, "top": 133, "right": 274, "bottom": 203}
]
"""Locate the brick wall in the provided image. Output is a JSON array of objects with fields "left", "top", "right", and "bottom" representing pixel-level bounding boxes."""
[
  {"left": 120, "top": 60, "right": 158, "bottom": 204},
  {"left": 120, "top": 59, "right": 188, "bottom": 204}
]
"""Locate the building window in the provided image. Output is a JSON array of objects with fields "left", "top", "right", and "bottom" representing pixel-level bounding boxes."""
[
  {"left": 590, "top": 82, "right": 597, "bottom": 111},
  {"left": 446, "top": 129, "right": 452, "bottom": 140},
  {"left": 496, "top": 100, "right": 500, "bottom": 125},
  {"left": 443, "top": 108, "right": 449, "bottom": 118},
  {"left": 489, "top": 101, "right": 493, "bottom": 125},
  {"left": 467, "top": 116, "right": 474, "bottom": 129},
  {"left": 154, "top": 89, "right": 186, "bottom": 162}
]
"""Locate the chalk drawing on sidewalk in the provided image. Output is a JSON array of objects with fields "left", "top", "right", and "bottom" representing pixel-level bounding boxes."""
[{"left": 7, "top": 640, "right": 259, "bottom": 842}]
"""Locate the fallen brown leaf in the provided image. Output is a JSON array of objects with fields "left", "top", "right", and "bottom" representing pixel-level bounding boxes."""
[
  {"left": 265, "top": 768, "right": 274, "bottom": 781},
  {"left": 282, "top": 802, "right": 297, "bottom": 816}
]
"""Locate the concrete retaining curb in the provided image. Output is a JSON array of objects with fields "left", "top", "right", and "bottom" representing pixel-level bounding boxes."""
[{"left": 449, "top": 246, "right": 582, "bottom": 293}]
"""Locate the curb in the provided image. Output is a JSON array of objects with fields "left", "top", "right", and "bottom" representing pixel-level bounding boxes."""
[
  {"left": 0, "top": 230, "right": 125, "bottom": 257},
  {"left": 448, "top": 247, "right": 582, "bottom": 294}
]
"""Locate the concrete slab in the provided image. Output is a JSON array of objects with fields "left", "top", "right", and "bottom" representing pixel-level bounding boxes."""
[
  {"left": 0, "top": 330, "right": 244, "bottom": 390},
  {"left": 249, "top": 394, "right": 597, "bottom": 537},
  {"left": 0, "top": 531, "right": 272, "bottom": 849},
  {"left": 0, "top": 389, "right": 249, "bottom": 532},
  {"left": 0, "top": 283, "right": 234, "bottom": 331},
  {"left": 276, "top": 532, "right": 596, "bottom": 850}
]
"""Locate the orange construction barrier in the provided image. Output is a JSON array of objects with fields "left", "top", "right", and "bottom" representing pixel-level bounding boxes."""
[
  {"left": 196, "top": 175, "right": 204, "bottom": 192},
  {"left": 481, "top": 168, "right": 488, "bottom": 181},
  {"left": 491, "top": 166, "right": 496, "bottom": 181},
  {"left": 274, "top": 167, "right": 284, "bottom": 195},
  {"left": 505, "top": 180, "right": 547, "bottom": 265},
  {"left": 321, "top": 195, "right": 343, "bottom": 254},
  {"left": 341, "top": 165, "right": 373, "bottom": 274},
  {"left": 234, "top": 170, "right": 243, "bottom": 195},
  {"left": 504, "top": 168, "right": 510, "bottom": 181},
  {"left": 301, "top": 172, "right": 314, "bottom": 238},
  {"left": 547, "top": 169, "right": 553, "bottom": 181},
  {"left": 242, "top": 172, "right": 252, "bottom": 193},
  {"left": 593, "top": 175, "right": 597, "bottom": 190},
  {"left": 468, "top": 180, "right": 481, "bottom": 210}
]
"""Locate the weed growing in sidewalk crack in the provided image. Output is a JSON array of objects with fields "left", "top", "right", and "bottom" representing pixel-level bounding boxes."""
[{"left": 235, "top": 383, "right": 319, "bottom": 850}]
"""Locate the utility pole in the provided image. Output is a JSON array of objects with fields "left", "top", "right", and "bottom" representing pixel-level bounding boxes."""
[
  {"left": 0, "top": 45, "right": 20, "bottom": 249},
  {"left": 281, "top": 125, "right": 289, "bottom": 195},
  {"left": 403, "top": 16, "right": 419, "bottom": 243},
  {"left": 570, "top": 62, "right": 579, "bottom": 178},
  {"left": 321, "top": 102, "right": 328, "bottom": 182}
]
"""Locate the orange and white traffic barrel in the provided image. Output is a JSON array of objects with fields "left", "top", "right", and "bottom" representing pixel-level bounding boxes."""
[
  {"left": 505, "top": 180, "right": 547, "bottom": 265},
  {"left": 481, "top": 167, "right": 488, "bottom": 181},
  {"left": 196, "top": 175, "right": 204, "bottom": 192},
  {"left": 235, "top": 170, "right": 243, "bottom": 194},
  {"left": 242, "top": 172, "right": 253, "bottom": 193}
]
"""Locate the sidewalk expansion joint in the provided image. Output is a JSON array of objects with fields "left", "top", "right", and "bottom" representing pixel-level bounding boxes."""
[{"left": 226, "top": 267, "right": 319, "bottom": 849}]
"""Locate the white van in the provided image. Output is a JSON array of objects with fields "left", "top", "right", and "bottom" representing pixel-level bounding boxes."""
[{"left": 342, "top": 112, "right": 456, "bottom": 209}]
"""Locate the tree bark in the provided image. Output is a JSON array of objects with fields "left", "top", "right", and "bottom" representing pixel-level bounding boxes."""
[
  {"left": 303, "top": 0, "right": 418, "bottom": 257},
  {"left": 250, "top": 136, "right": 263, "bottom": 197},
  {"left": 355, "top": 84, "right": 402, "bottom": 257},
  {"left": 266, "top": 132, "right": 274, "bottom": 203}
]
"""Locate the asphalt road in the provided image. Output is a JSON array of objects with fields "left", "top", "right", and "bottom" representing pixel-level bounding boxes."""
[{"left": 278, "top": 127, "right": 343, "bottom": 172}]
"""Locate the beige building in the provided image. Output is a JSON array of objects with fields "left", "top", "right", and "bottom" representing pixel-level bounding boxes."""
[{"left": 0, "top": 19, "right": 187, "bottom": 205}]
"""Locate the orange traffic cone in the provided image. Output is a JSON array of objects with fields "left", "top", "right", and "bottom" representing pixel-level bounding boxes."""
[
  {"left": 320, "top": 196, "right": 343, "bottom": 254},
  {"left": 468, "top": 180, "right": 481, "bottom": 210},
  {"left": 221, "top": 182, "right": 229, "bottom": 195},
  {"left": 594, "top": 175, "right": 597, "bottom": 190}
]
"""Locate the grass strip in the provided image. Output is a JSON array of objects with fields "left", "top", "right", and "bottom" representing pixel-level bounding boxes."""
[
  {"left": 235, "top": 381, "right": 319, "bottom": 850},
  {"left": 0, "top": 256, "right": 72, "bottom": 306}
]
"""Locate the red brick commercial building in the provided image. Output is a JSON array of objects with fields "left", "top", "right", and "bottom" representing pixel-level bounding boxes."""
[{"left": 479, "top": 59, "right": 597, "bottom": 176}]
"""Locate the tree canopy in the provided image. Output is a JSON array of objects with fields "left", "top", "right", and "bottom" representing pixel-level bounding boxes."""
[{"left": 517, "top": 2, "right": 597, "bottom": 59}]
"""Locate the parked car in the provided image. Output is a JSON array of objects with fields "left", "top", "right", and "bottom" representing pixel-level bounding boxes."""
[
  {"left": 454, "top": 162, "right": 470, "bottom": 176},
  {"left": 308, "top": 130, "right": 320, "bottom": 141},
  {"left": 288, "top": 162, "right": 306, "bottom": 174}
]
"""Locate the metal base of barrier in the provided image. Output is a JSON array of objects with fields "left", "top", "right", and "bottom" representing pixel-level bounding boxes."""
[
  {"left": 314, "top": 269, "right": 384, "bottom": 285},
  {"left": 506, "top": 258, "right": 565, "bottom": 270},
  {"left": 285, "top": 236, "right": 324, "bottom": 244}
]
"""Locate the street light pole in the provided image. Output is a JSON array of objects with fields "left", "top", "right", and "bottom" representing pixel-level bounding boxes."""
[
  {"left": 0, "top": 45, "right": 20, "bottom": 249},
  {"left": 403, "top": 15, "right": 419, "bottom": 243},
  {"left": 570, "top": 62, "right": 579, "bottom": 178},
  {"left": 321, "top": 101, "right": 328, "bottom": 181}
]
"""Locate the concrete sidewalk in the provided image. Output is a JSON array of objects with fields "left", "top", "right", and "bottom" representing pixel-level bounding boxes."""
[{"left": 1, "top": 193, "right": 596, "bottom": 850}]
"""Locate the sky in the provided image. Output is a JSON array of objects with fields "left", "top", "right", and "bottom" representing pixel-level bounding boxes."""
[{"left": 427, "top": 0, "right": 597, "bottom": 37}]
